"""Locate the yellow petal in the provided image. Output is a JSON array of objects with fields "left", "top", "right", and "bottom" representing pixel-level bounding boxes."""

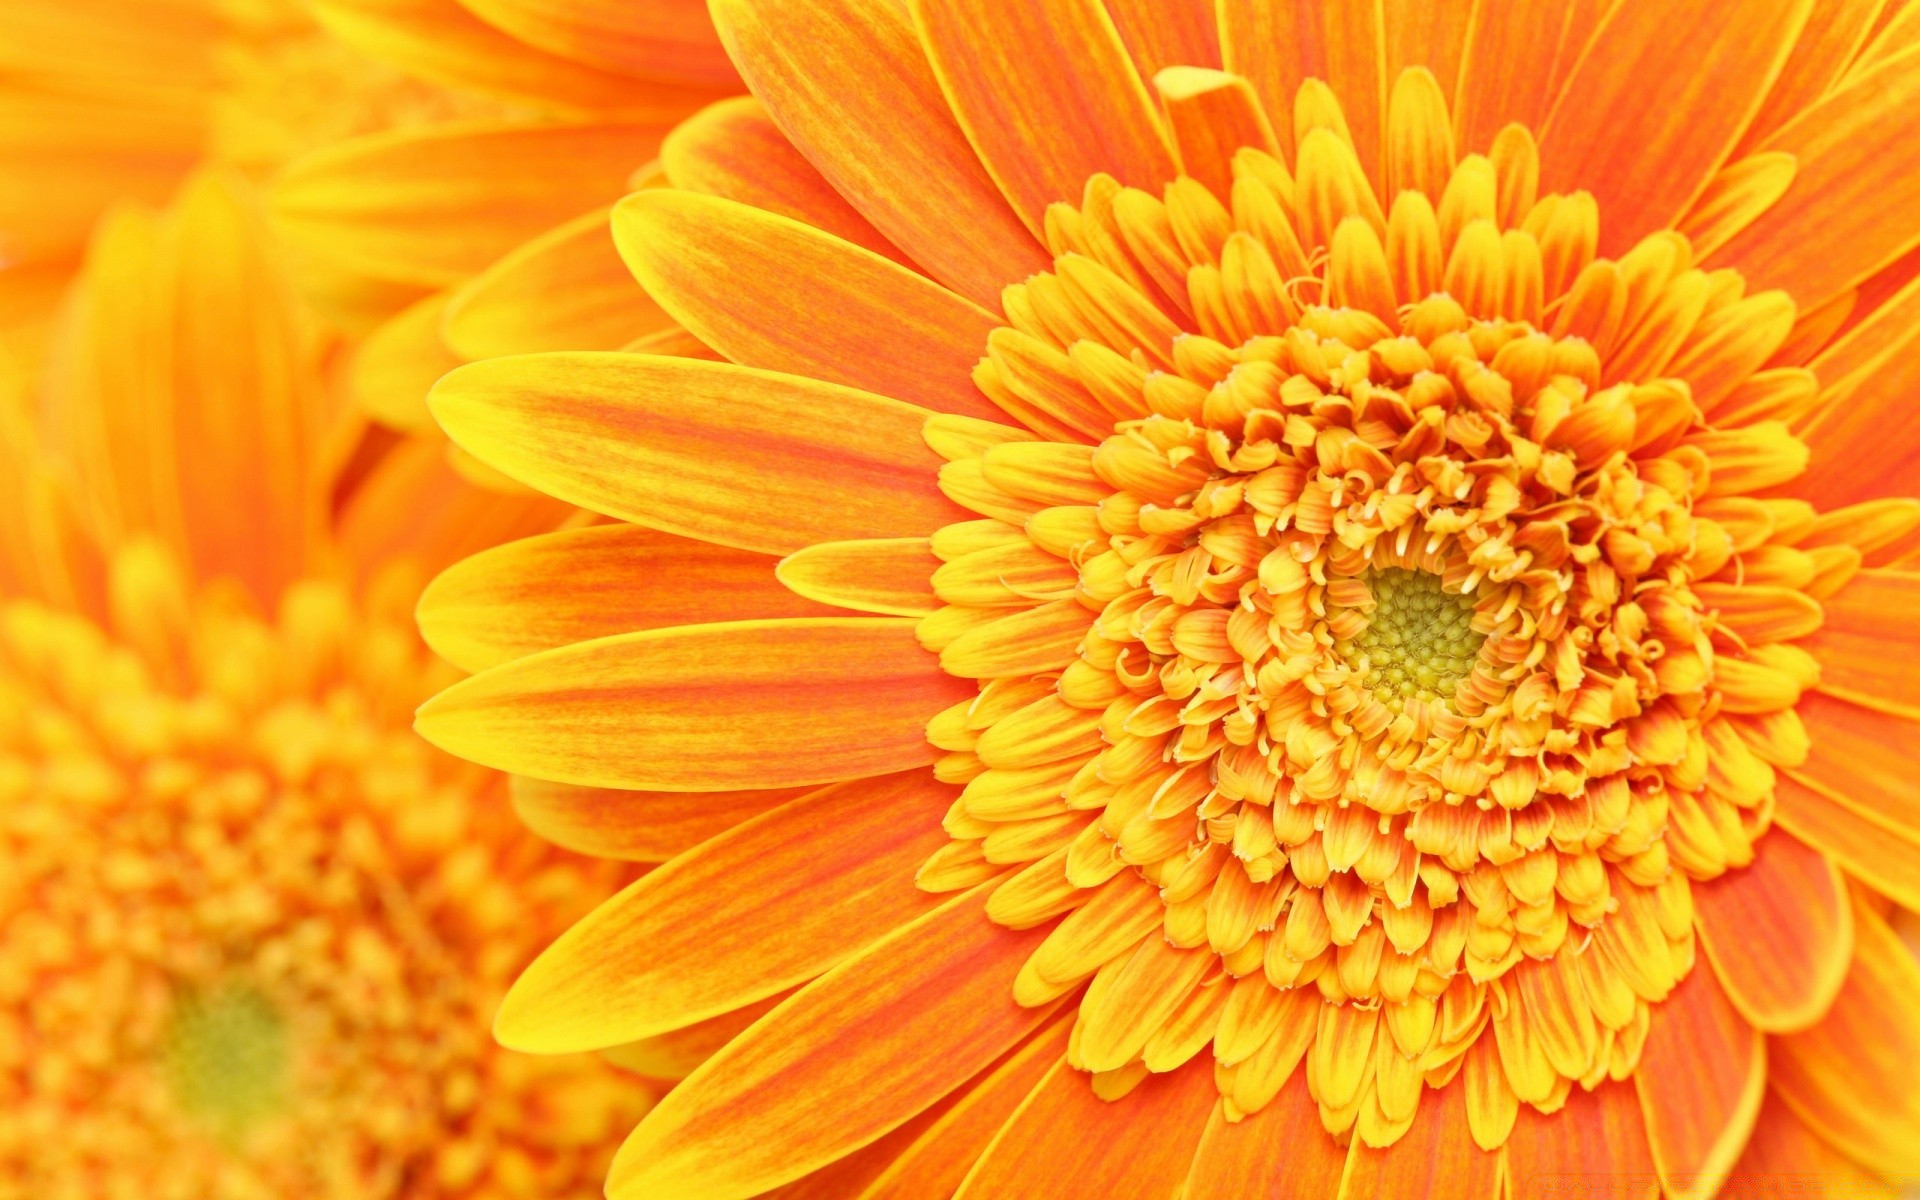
[{"left": 415, "top": 617, "right": 971, "bottom": 790}]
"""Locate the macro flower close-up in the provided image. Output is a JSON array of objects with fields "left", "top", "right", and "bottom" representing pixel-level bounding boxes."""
[
  {"left": 6, "top": 0, "right": 1920, "bottom": 1197},
  {"left": 409, "top": 0, "right": 1920, "bottom": 1196}
]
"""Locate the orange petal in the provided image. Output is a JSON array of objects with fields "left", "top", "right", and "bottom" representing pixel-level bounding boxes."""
[
  {"left": 442, "top": 206, "right": 672, "bottom": 359},
  {"left": 1770, "top": 900, "right": 1920, "bottom": 1176},
  {"left": 1342, "top": 1074, "right": 1500, "bottom": 1199},
  {"left": 1772, "top": 775, "right": 1920, "bottom": 910},
  {"left": 415, "top": 617, "right": 972, "bottom": 789},
  {"left": 1800, "top": 568, "right": 1920, "bottom": 717},
  {"left": 509, "top": 774, "right": 809, "bottom": 862},
  {"left": 709, "top": 0, "right": 1046, "bottom": 308},
  {"left": 334, "top": 433, "right": 571, "bottom": 585},
  {"left": 1790, "top": 692, "right": 1920, "bottom": 839},
  {"left": 777, "top": 539, "right": 941, "bottom": 617},
  {"left": 913, "top": 0, "right": 1176, "bottom": 235},
  {"left": 659, "top": 96, "right": 913, "bottom": 266},
  {"left": 308, "top": 0, "right": 706, "bottom": 114},
  {"left": 1452, "top": 0, "right": 1608, "bottom": 156},
  {"left": 159, "top": 173, "right": 321, "bottom": 607},
  {"left": 611, "top": 190, "right": 1007, "bottom": 421},
  {"left": 1504, "top": 1080, "right": 1658, "bottom": 1199},
  {"left": 1710, "top": 44, "right": 1920, "bottom": 311},
  {"left": 428, "top": 353, "right": 967, "bottom": 555},
  {"left": 351, "top": 291, "right": 459, "bottom": 432},
  {"left": 417, "top": 522, "right": 835, "bottom": 673},
  {"left": 273, "top": 120, "right": 670, "bottom": 287},
  {"left": 606, "top": 881, "right": 1055, "bottom": 1200},
  {"left": 452, "top": 0, "right": 740, "bottom": 86},
  {"left": 602, "top": 991, "right": 791, "bottom": 1081},
  {"left": 495, "top": 770, "right": 951, "bottom": 1051},
  {"left": 1219, "top": 0, "right": 1387, "bottom": 168},
  {"left": 1156, "top": 67, "right": 1281, "bottom": 204},
  {"left": 1536, "top": 0, "right": 1811, "bottom": 257},
  {"left": 1735, "top": 0, "right": 1892, "bottom": 153},
  {"left": 1730, "top": 1091, "right": 1898, "bottom": 1200},
  {"left": 1796, "top": 309, "right": 1920, "bottom": 509},
  {"left": 1693, "top": 829, "right": 1853, "bottom": 1034},
  {"left": 1105, "top": 0, "right": 1220, "bottom": 81},
  {"left": 1632, "top": 961, "right": 1766, "bottom": 1200},
  {"left": 955, "top": 1058, "right": 1217, "bottom": 1200},
  {"left": 1383, "top": 0, "right": 1474, "bottom": 108},
  {"left": 856, "top": 1015, "right": 1074, "bottom": 1200},
  {"left": 1184, "top": 1072, "right": 1353, "bottom": 1199}
]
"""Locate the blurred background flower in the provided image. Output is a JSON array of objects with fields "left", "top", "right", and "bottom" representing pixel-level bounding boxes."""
[{"left": 0, "top": 166, "right": 655, "bottom": 1197}]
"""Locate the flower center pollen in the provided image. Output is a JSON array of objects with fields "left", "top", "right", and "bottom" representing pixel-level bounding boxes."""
[
  {"left": 1341, "top": 568, "right": 1486, "bottom": 713},
  {"left": 163, "top": 985, "right": 291, "bottom": 1131}
]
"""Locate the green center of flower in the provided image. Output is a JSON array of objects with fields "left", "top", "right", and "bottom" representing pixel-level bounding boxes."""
[
  {"left": 162, "top": 984, "right": 290, "bottom": 1131},
  {"left": 1342, "top": 567, "right": 1486, "bottom": 712}
]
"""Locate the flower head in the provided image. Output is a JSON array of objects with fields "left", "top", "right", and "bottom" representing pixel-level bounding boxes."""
[
  {"left": 420, "top": 2, "right": 1920, "bottom": 1196},
  {"left": 1, "top": 170, "right": 646, "bottom": 1198}
]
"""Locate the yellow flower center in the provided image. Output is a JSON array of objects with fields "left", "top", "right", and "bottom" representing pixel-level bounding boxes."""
[
  {"left": 1340, "top": 568, "right": 1485, "bottom": 713},
  {"left": 162, "top": 985, "right": 291, "bottom": 1131},
  {"left": 0, "top": 544, "right": 646, "bottom": 1197},
  {"left": 917, "top": 70, "right": 1832, "bottom": 1148}
]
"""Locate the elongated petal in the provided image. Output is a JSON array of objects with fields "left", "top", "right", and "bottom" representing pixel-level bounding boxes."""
[
  {"left": 415, "top": 617, "right": 971, "bottom": 789},
  {"left": 1693, "top": 830, "right": 1852, "bottom": 1034},
  {"left": 443, "top": 206, "right": 672, "bottom": 359},
  {"left": 1219, "top": 0, "right": 1387, "bottom": 168},
  {"left": 351, "top": 292, "right": 459, "bottom": 432},
  {"left": 428, "top": 353, "right": 965, "bottom": 554},
  {"left": 709, "top": 0, "right": 1047, "bottom": 307},
  {"left": 1797, "top": 323, "right": 1920, "bottom": 509},
  {"left": 611, "top": 190, "right": 1006, "bottom": 420},
  {"left": 607, "top": 882, "right": 1055, "bottom": 1200},
  {"left": 1105, "top": 0, "right": 1218, "bottom": 80},
  {"left": 1633, "top": 962, "right": 1765, "bottom": 1200},
  {"left": 1770, "top": 901, "right": 1920, "bottom": 1175},
  {"left": 1184, "top": 1073, "right": 1352, "bottom": 1198},
  {"left": 914, "top": 0, "right": 1175, "bottom": 236},
  {"left": 418, "top": 523, "right": 834, "bottom": 673},
  {"left": 453, "top": 0, "right": 739, "bottom": 85},
  {"left": 1537, "top": 0, "right": 1811, "bottom": 255},
  {"left": 509, "top": 774, "right": 807, "bottom": 862},
  {"left": 1452, "top": 0, "right": 1608, "bottom": 155},
  {"left": 1504, "top": 1080, "right": 1658, "bottom": 1198},
  {"left": 309, "top": 0, "right": 693, "bottom": 114},
  {"left": 1802, "top": 569, "right": 1920, "bottom": 717},
  {"left": 1342, "top": 1077, "right": 1500, "bottom": 1199},
  {"left": 777, "top": 539, "right": 940, "bottom": 617},
  {"left": 857, "top": 1016, "right": 1075, "bottom": 1200},
  {"left": 1737, "top": 0, "right": 1891, "bottom": 152},
  {"left": 274, "top": 121, "right": 669, "bottom": 287},
  {"left": 954, "top": 1059, "right": 1216, "bottom": 1199},
  {"left": 334, "top": 432, "right": 572, "bottom": 584},
  {"left": 496, "top": 770, "right": 950, "bottom": 1050},
  {"left": 659, "top": 96, "right": 912, "bottom": 265},
  {"left": 1733, "top": 1092, "right": 1898, "bottom": 1200},
  {"left": 1790, "top": 692, "right": 1920, "bottom": 838},
  {"left": 1772, "top": 776, "right": 1920, "bottom": 909},
  {"left": 1711, "top": 44, "right": 1920, "bottom": 310},
  {"left": 161, "top": 173, "right": 321, "bottom": 606},
  {"left": 601, "top": 991, "right": 789, "bottom": 1081}
]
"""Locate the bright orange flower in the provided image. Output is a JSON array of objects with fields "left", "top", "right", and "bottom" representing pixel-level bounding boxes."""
[
  {"left": 0, "top": 171, "right": 650, "bottom": 1198},
  {"left": 418, "top": 2, "right": 1920, "bottom": 1196}
]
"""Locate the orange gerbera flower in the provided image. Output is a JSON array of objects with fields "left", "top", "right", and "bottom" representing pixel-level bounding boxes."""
[
  {"left": 418, "top": 1, "right": 1920, "bottom": 1196},
  {"left": 0, "top": 171, "right": 651, "bottom": 1197}
]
